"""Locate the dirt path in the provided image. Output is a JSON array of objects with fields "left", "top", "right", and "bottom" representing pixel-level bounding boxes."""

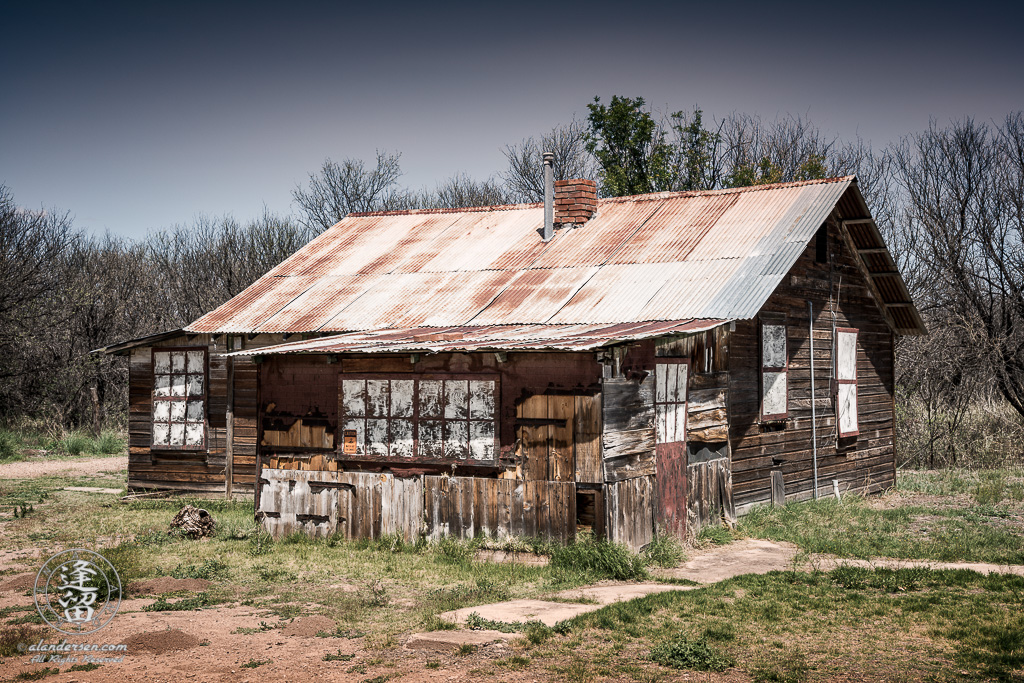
[
  {"left": 0, "top": 455, "right": 127, "bottom": 479},
  {"left": 652, "top": 537, "right": 1024, "bottom": 582}
]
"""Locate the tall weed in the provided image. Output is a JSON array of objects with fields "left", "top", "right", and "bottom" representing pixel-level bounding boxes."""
[{"left": 550, "top": 533, "right": 647, "bottom": 582}]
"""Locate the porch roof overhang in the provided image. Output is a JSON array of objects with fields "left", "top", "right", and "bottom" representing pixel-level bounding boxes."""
[
  {"left": 90, "top": 328, "right": 187, "bottom": 356},
  {"left": 223, "top": 319, "right": 729, "bottom": 357}
]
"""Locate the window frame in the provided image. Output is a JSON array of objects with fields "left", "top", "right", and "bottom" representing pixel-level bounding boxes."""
[
  {"left": 759, "top": 318, "right": 789, "bottom": 421},
  {"left": 835, "top": 327, "right": 860, "bottom": 438},
  {"left": 338, "top": 373, "right": 500, "bottom": 464},
  {"left": 654, "top": 359, "right": 689, "bottom": 445},
  {"left": 150, "top": 346, "right": 208, "bottom": 451}
]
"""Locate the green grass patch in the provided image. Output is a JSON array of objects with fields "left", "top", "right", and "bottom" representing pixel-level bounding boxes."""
[
  {"left": 641, "top": 533, "right": 686, "bottom": 567},
  {"left": 549, "top": 533, "right": 647, "bottom": 582},
  {"left": 650, "top": 633, "right": 734, "bottom": 671},
  {"left": 549, "top": 568, "right": 1024, "bottom": 681},
  {"left": 738, "top": 493, "right": 1024, "bottom": 564},
  {"left": 15, "top": 668, "right": 59, "bottom": 681},
  {"left": 0, "top": 429, "right": 24, "bottom": 463},
  {"left": 241, "top": 658, "right": 271, "bottom": 668},
  {"left": 696, "top": 524, "right": 734, "bottom": 546}
]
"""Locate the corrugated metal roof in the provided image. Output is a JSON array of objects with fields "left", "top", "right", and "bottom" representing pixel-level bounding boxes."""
[
  {"left": 224, "top": 319, "right": 728, "bottom": 356},
  {"left": 188, "top": 176, "right": 923, "bottom": 337}
]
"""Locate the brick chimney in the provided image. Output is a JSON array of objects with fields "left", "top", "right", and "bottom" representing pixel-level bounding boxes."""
[{"left": 554, "top": 179, "right": 597, "bottom": 226}]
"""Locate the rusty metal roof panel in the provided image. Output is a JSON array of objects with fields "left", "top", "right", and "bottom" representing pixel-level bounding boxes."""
[
  {"left": 254, "top": 274, "right": 384, "bottom": 333},
  {"left": 609, "top": 191, "right": 740, "bottom": 265},
  {"left": 547, "top": 262, "right": 682, "bottom": 324},
  {"left": 467, "top": 267, "right": 599, "bottom": 325},
  {"left": 636, "top": 259, "right": 745, "bottom": 321},
  {"left": 530, "top": 198, "right": 666, "bottom": 268},
  {"left": 318, "top": 269, "right": 519, "bottom": 331},
  {"left": 185, "top": 176, "right": 908, "bottom": 335},
  {"left": 187, "top": 275, "right": 318, "bottom": 333},
  {"left": 413, "top": 208, "right": 548, "bottom": 273},
  {"left": 224, "top": 319, "right": 729, "bottom": 356}
]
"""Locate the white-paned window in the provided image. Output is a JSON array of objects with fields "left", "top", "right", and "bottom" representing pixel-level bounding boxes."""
[
  {"left": 152, "top": 348, "right": 206, "bottom": 449},
  {"left": 655, "top": 361, "right": 688, "bottom": 444},
  {"left": 836, "top": 328, "right": 859, "bottom": 437},
  {"left": 761, "top": 321, "right": 788, "bottom": 420},
  {"left": 341, "top": 377, "right": 497, "bottom": 461}
]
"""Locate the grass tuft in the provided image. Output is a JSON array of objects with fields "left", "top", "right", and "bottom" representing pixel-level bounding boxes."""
[
  {"left": 0, "top": 429, "right": 23, "bottom": 463},
  {"left": 550, "top": 533, "right": 647, "bottom": 582},
  {"left": 642, "top": 533, "right": 686, "bottom": 567},
  {"left": 650, "top": 633, "right": 734, "bottom": 671}
]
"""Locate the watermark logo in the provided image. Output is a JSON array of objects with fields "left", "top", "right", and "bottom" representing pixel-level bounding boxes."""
[{"left": 34, "top": 549, "right": 121, "bottom": 635}]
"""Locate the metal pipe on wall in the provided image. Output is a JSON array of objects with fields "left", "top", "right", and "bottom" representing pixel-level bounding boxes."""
[{"left": 809, "top": 300, "right": 819, "bottom": 500}]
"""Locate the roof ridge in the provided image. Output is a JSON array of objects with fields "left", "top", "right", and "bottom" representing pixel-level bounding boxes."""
[
  {"left": 346, "top": 175, "right": 856, "bottom": 217},
  {"left": 597, "top": 175, "right": 857, "bottom": 205}
]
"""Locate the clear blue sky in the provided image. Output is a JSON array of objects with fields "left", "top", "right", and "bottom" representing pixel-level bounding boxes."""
[{"left": 2, "top": 0, "right": 1021, "bottom": 238}]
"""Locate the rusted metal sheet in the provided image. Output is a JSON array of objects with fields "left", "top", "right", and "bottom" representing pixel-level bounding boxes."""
[
  {"left": 548, "top": 262, "right": 682, "bottom": 325},
  {"left": 255, "top": 275, "right": 382, "bottom": 333},
  {"left": 188, "top": 275, "right": 318, "bottom": 333},
  {"left": 530, "top": 198, "right": 666, "bottom": 268},
  {"left": 468, "top": 267, "right": 599, "bottom": 325},
  {"left": 224, "top": 319, "right": 728, "bottom": 356},
  {"left": 185, "top": 176, "right": 916, "bottom": 338}
]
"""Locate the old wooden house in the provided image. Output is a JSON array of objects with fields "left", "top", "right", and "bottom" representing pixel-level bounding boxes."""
[{"left": 102, "top": 174, "right": 924, "bottom": 549}]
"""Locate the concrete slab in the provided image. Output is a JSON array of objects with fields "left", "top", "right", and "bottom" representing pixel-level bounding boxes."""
[
  {"left": 64, "top": 486, "right": 123, "bottom": 494},
  {"left": 404, "top": 629, "right": 515, "bottom": 652},
  {"left": 440, "top": 599, "right": 597, "bottom": 627},
  {"left": 653, "top": 538, "right": 799, "bottom": 583},
  {"left": 553, "top": 582, "right": 696, "bottom": 605}
]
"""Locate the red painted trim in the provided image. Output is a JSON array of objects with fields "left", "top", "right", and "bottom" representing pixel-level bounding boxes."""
[{"left": 836, "top": 328, "right": 859, "bottom": 438}]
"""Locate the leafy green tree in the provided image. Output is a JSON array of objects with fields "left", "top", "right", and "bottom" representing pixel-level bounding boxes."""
[
  {"left": 585, "top": 96, "right": 673, "bottom": 196},
  {"left": 668, "top": 108, "right": 723, "bottom": 191}
]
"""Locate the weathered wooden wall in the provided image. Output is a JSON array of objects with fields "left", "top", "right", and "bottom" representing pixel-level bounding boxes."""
[
  {"left": 686, "top": 457, "right": 734, "bottom": 530},
  {"left": 256, "top": 468, "right": 576, "bottom": 543},
  {"left": 729, "top": 219, "right": 897, "bottom": 513},
  {"left": 127, "top": 333, "right": 288, "bottom": 494},
  {"left": 604, "top": 475, "right": 655, "bottom": 551},
  {"left": 601, "top": 374, "right": 655, "bottom": 482},
  {"left": 424, "top": 476, "right": 576, "bottom": 543},
  {"left": 257, "top": 469, "right": 423, "bottom": 541}
]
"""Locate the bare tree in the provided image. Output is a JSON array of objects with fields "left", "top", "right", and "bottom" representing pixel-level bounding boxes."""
[
  {"left": 146, "top": 210, "right": 316, "bottom": 326},
  {"left": 0, "top": 186, "right": 79, "bottom": 418},
  {"left": 501, "top": 119, "right": 597, "bottom": 202},
  {"left": 895, "top": 115, "right": 1024, "bottom": 419},
  {"left": 423, "top": 173, "right": 513, "bottom": 209},
  {"left": 292, "top": 151, "right": 413, "bottom": 231}
]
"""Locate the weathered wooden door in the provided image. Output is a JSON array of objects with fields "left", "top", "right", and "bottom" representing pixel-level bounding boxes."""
[
  {"left": 515, "top": 393, "right": 602, "bottom": 483},
  {"left": 516, "top": 394, "right": 574, "bottom": 480},
  {"left": 654, "top": 360, "right": 689, "bottom": 537}
]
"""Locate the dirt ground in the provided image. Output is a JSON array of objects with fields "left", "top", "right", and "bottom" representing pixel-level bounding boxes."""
[
  {"left": 4, "top": 539, "right": 1022, "bottom": 682},
  {"left": 0, "top": 455, "right": 127, "bottom": 480}
]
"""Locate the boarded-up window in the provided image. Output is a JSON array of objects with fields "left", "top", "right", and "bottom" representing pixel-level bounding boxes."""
[
  {"left": 341, "top": 377, "right": 497, "bottom": 461},
  {"left": 761, "top": 322, "right": 788, "bottom": 420},
  {"left": 655, "top": 361, "right": 688, "bottom": 444},
  {"left": 152, "top": 348, "right": 206, "bottom": 449},
  {"left": 836, "top": 328, "right": 858, "bottom": 437}
]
